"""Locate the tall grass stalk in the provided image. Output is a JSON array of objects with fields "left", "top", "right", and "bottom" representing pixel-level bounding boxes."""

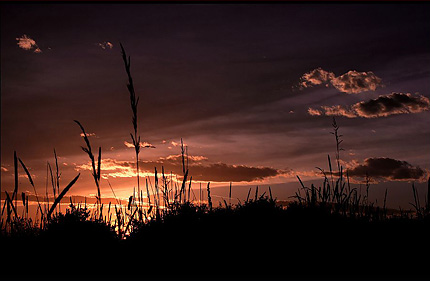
[
  {"left": 48, "top": 162, "right": 56, "bottom": 214},
  {"left": 207, "top": 182, "right": 212, "bottom": 211},
  {"left": 18, "top": 157, "right": 43, "bottom": 219},
  {"left": 54, "top": 149, "right": 61, "bottom": 212},
  {"left": 12, "top": 151, "right": 18, "bottom": 211},
  {"left": 330, "top": 117, "right": 343, "bottom": 179},
  {"left": 120, "top": 43, "right": 142, "bottom": 211},
  {"left": 47, "top": 173, "right": 80, "bottom": 218},
  {"left": 45, "top": 162, "right": 50, "bottom": 215},
  {"left": 74, "top": 120, "right": 102, "bottom": 216}
]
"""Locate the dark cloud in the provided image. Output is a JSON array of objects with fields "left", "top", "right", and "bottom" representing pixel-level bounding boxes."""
[
  {"left": 309, "top": 93, "right": 430, "bottom": 118},
  {"left": 76, "top": 156, "right": 281, "bottom": 183},
  {"left": 353, "top": 92, "right": 430, "bottom": 118},
  {"left": 139, "top": 157, "right": 281, "bottom": 182},
  {"left": 187, "top": 163, "right": 280, "bottom": 182},
  {"left": 346, "top": 157, "right": 427, "bottom": 182}
]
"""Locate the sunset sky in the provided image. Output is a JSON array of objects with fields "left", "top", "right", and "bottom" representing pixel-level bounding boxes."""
[{"left": 1, "top": 3, "right": 429, "bottom": 209}]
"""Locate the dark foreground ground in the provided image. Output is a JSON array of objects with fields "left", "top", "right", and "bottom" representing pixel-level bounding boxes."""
[{"left": 2, "top": 199, "right": 430, "bottom": 281}]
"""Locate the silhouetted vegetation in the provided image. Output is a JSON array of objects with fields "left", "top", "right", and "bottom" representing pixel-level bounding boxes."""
[
  {"left": 2, "top": 46, "right": 430, "bottom": 280},
  {"left": 2, "top": 186, "right": 430, "bottom": 280}
]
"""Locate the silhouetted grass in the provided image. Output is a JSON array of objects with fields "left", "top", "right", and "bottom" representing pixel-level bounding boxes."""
[
  {"left": 74, "top": 120, "right": 102, "bottom": 211},
  {"left": 47, "top": 173, "right": 80, "bottom": 218},
  {"left": 2, "top": 178, "right": 430, "bottom": 279},
  {"left": 2, "top": 47, "right": 430, "bottom": 281},
  {"left": 120, "top": 43, "right": 143, "bottom": 220}
]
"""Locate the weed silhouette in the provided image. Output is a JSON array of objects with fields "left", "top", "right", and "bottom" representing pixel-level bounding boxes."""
[{"left": 2, "top": 46, "right": 430, "bottom": 281}]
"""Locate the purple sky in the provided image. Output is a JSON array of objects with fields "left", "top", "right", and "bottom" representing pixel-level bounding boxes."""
[{"left": 1, "top": 3, "right": 429, "bottom": 208}]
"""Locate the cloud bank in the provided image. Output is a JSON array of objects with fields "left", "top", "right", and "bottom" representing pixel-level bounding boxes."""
[
  {"left": 76, "top": 155, "right": 281, "bottom": 183},
  {"left": 308, "top": 93, "right": 430, "bottom": 118},
  {"left": 353, "top": 92, "right": 430, "bottom": 118},
  {"left": 300, "top": 68, "right": 383, "bottom": 94},
  {"left": 346, "top": 157, "right": 427, "bottom": 182}
]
